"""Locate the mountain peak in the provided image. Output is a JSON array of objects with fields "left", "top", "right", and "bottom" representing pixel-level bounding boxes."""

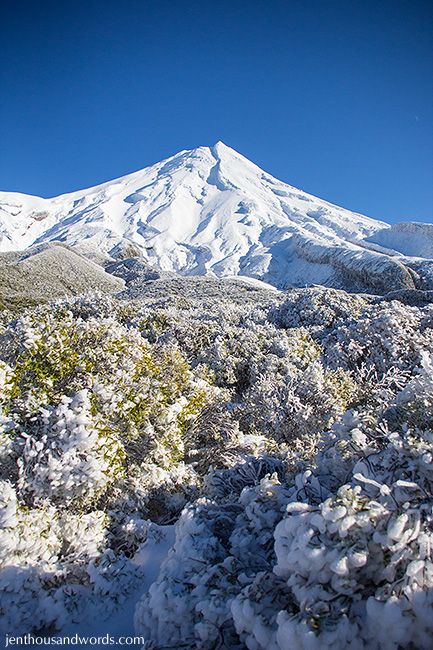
[
  {"left": 1, "top": 143, "right": 431, "bottom": 295},
  {"left": 212, "top": 140, "right": 230, "bottom": 149},
  {"left": 211, "top": 140, "right": 238, "bottom": 157}
]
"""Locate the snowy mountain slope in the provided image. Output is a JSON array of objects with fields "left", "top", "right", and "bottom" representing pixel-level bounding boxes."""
[
  {"left": 366, "top": 222, "right": 433, "bottom": 259},
  {"left": 1, "top": 142, "right": 432, "bottom": 292}
]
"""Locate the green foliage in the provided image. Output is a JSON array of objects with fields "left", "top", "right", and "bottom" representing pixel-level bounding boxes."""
[
  {"left": 291, "top": 331, "right": 322, "bottom": 366},
  {"left": 0, "top": 299, "right": 217, "bottom": 515},
  {"left": 323, "top": 368, "right": 358, "bottom": 411}
]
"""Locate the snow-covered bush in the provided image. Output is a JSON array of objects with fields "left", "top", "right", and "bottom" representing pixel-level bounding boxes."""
[
  {"left": 321, "top": 300, "right": 433, "bottom": 373},
  {"left": 136, "top": 350, "right": 433, "bottom": 649},
  {"left": 17, "top": 390, "right": 125, "bottom": 508},
  {"left": 0, "top": 295, "right": 219, "bottom": 633},
  {"left": 135, "top": 466, "right": 290, "bottom": 649},
  {"left": 269, "top": 287, "right": 366, "bottom": 330},
  {"left": 0, "top": 285, "right": 432, "bottom": 644}
]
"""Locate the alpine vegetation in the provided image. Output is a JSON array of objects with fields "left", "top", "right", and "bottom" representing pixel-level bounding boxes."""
[{"left": 0, "top": 281, "right": 432, "bottom": 649}]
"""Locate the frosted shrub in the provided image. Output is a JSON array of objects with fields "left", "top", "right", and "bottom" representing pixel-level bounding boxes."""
[
  {"left": 136, "top": 351, "right": 433, "bottom": 649},
  {"left": 1, "top": 286, "right": 432, "bottom": 642},
  {"left": 17, "top": 390, "right": 125, "bottom": 507},
  {"left": 0, "top": 295, "right": 218, "bottom": 633},
  {"left": 240, "top": 363, "right": 357, "bottom": 442},
  {"left": 109, "top": 460, "right": 202, "bottom": 524},
  {"left": 269, "top": 287, "right": 366, "bottom": 330},
  {"left": 321, "top": 301, "right": 433, "bottom": 373},
  {"left": 266, "top": 420, "right": 433, "bottom": 649},
  {"left": 0, "top": 480, "right": 63, "bottom": 635},
  {"left": 135, "top": 469, "right": 291, "bottom": 649},
  {"left": 60, "top": 511, "right": 108, "bottom": 563},
  {"left": 0, "top": 566, "right": 58, "bottom": 636}
]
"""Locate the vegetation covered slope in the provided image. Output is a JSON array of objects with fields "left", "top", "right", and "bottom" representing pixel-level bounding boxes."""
[
  {"left": 0, "top": 283, "right": 432, "bottom": 648},
  {"left": 0, "top": 243, "right": 123, "bottom": 310}
]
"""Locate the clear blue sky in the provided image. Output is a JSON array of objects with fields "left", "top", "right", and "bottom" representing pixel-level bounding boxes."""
[{"left": 1, "top": 0, "right": 432, "bottom": 223}]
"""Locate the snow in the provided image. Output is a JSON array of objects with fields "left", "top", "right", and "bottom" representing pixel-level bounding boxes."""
[
  {"left": 2, "top": 142, "right": 430, "bottom": 293},
  {"left": 25, "top": 525, "right": 175, "bottom": 649},
  {"left": 367, "top": 222, "right": 433, "bottom": 259},
  {"left": 226, "top": 274, "right": 281, "bottom": 292}
]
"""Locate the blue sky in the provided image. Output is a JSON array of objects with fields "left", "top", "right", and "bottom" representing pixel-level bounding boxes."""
[{"left": 1, "top": 0, "right": 432, "bottom": 223}]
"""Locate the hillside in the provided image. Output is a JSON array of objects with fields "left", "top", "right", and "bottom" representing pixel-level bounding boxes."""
[
  {"left": 0, "top": 243, "right": 124, "bottom": 309},
  {"left": 1, "top": 145, "right": 433, "bottom": 649}
]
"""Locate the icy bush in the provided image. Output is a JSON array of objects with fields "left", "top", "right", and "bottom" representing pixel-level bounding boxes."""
[
  {"left": 0, "top": 285, "right": 432, "bottom": 643},
  {"left": 136, "top": 352, "right": 433, "bottom": 649},
  {"left": 269, "top": 287, "right": 366, "bottom": 330},
  {"left": 0, "top": 295, "right": 218, "bottom": 633},
  {"left": 17, "top": 390, "right": 125, "bottom": 508},
  {"left": 321, "top": 300, "right": 433, "bottom": 373}
]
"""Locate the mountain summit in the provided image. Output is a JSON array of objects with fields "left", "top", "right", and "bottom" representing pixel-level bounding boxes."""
[{"left": 1, "top": 143, "right": 432, "bottom": 293}]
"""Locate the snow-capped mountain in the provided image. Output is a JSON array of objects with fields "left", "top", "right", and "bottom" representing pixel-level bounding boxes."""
[{"left": 1, "top": 142, "right": 432, "bottom": 292}]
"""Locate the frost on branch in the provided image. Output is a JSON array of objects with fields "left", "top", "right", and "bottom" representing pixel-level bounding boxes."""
[
  {"left": 0, "top": 287, "right": 432, "bottom": 644},
  {"left": 0, "top": 295, "right": 218, "bottom": 633},
  {"left": 137, "top": 371, "right": 433, "bottom": 648},
  {"left": 134, "top": 292, "right": 433, "bottom": 650}
]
